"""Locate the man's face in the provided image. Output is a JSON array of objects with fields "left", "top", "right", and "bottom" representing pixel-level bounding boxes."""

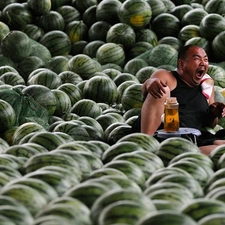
[{"left": 178, "top": 46, "right": 209, "bottom": 87}]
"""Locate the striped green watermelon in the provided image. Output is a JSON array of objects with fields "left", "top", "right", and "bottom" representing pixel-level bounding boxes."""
[
  {"left": 27, "top": 0, "right": 51, "bottom": 16},
  {"left": 82, "top": 5, "right": 97, "bottom": 27},
  {"left": 68, "top": 54, "right": 102, "bottom": 80},
  {"left": 58, "top": 71, "right": 83, "bottom": 85},
  {"left": 151, "top": 13, "right": 181, "bottom": 39},
  {"left": 135, "top": 66, "right": 157, "bottom": 83},
  {"left": 170, "top": 4, "right": 193, "bottom": 21},
  {"left": 198, "top": 214, "right": 225, "bottom": 225},
  {"left": 0, "top": 72, "right": 25, "bottom": 86},
  {"left": 137, "top": 210, "right": 197, "bottom": 225},
  {"left": 199, "top": 13, "right": 225, "bottom": 41},
  {"left": 0, "top": 21, "right": 10, "bottom": 41},
  {"left": 21, "top": 24, "right": 45, "bottom": 41},
  {"left": 57, "top": 83, "right": 82, "bottom": 105},
  {"left": 71, "top": 99, "right": 102, "bottom": 119},
  {"left": 121, "top": 83, "right": 143, "bottom": 110},
  {"left": 178, "top": 24, "right": 201, "bottom": 44},
  {"left": 147, "top": 44, "right": 178, "bottom": 68},
  {"left": 181, "top": 198, "right": 225, "bottom": 222},
  {"left": 98, "top": 200, "right": 150, "bottom": 225},
  {"left": 128, "top": 41, "right": 153, "bottom": 59},
  {"left": 96, "top": 0, "right": 122, "bottom": 24},
  {"left": 1, "top": 3, "right": 33, "bottom": 30},
  {"left": 22, "top": 84, "right": 57, "bottom": 116},
  {"left": 65, "top": 20, "right": 88, "bottom": 43},
  {"left": 181, "top": 8, "right": 208, "bottom": 26},
  {"left": 0, "top": 99, "right": 16, "bottom": 133},
  {"left": 1, "top": 184, "right": 47, "bottom": 216},
  {"left": 45, "top": 56, "right": 69, "bottom": 74},
  {"left": 106, "top": 23, "right": 136, "bottom": 49},
  {"left": 52, "top": 121, "right": 90, "bottom": 141},
  {"left": 56, "top": 5, "right": 81, "bottom": 25},
  {"left": 118, "top": 0, "right": 152, "bottom": 30},
  {"left": 27, "top": 69, "right": 62, "bottom": 89},
  {"left": 156, "top": 137, "right": 201, "bottom": 166},
  {"left": 83, "top": 75, "right": 118, "bottom": 105},
  {"left": 96, "top": 42, "right": 126, "bottom": 67},
  {"left": 124, "top": 58, "right": 148, "bottom": 75},
  {"left": 204, "top": 0, "right": 225, "bottom": 15},
  {"left": 12, "top": 122, "right": 46, "bottom": 145},
  {"left": 103, "top": 159, "right": 146, "bottom": 188},
  {"left": 1, "top": 30, "right": 32, "bottom": 62},
  {"left": 35, "top": 198, "right": 91, "bottom": 225},
  {"left": 212, "top": 31, "right": 225, "bottom": 61},
  {"left": 207, "top": 64, "right": 225, "bottom": 88},
  {"left": 145, "top": 0, "right": 167, "bottom": 19},
  {"left": 39, "top": 30, "right": 71, "bottom": 56},
  {"left": 88, "top": 21, "right": 111, "bottom": 42},
  {"left": 37, "top": 10, "right": 65, "bottom": 32},
  {"left": 51, "top": 89, "right": 71, "bottom": 117},
  {"left": 82, "top": 40, "right": 105, "bottom": 58}
]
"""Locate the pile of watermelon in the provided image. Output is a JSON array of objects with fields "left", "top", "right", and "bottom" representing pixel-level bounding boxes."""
[{"left": 1, "top": 0, "right": 225, "bottom": 224}]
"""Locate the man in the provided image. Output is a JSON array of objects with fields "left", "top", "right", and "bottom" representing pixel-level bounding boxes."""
[{"left": 132, "top": 44, "right": 225, "bottom": 155}]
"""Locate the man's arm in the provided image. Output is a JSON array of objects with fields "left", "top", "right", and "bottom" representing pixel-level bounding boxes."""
[{"left": 141, "top": 69, "right": 176, "bottom": 98}]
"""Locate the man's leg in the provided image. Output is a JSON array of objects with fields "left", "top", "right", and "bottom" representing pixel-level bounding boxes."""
[{"left": 141, "top": 86, "right": 170, "bottom": 135}]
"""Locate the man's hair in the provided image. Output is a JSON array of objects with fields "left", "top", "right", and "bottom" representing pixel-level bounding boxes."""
[{"left": 178, "top": 44, "right": 201, "bottom": 60}]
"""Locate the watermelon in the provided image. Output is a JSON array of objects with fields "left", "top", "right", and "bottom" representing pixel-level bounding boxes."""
[
  {"left": 82, "top": 5, "right": 97, "bottom": 27},
  {"left": 106, "top": 23, "right": 136, "bottom": 49},
  {"left": 1, "top": 3, "right": 33, "bottom": 30},
  {"left": 178, "top": 24, "right": 201, "bottom": 44},
  {"left": 1, "top": 184, "right": 47, "bottom": 216},
  {"left": 96, "top": 0, "right": 122, "bottom": 24},
  {"left": 83, "top": 75, "right": 118, "bottom": 105},
  {"left": 27, "top": 0, "right": 51, "bottom": 16},
  {"left": 68, "top": 54, "right": 102, "bottom": 80},
  {"left": 1, "top": 30, "right": 32, "bottom": 62},
  {"left": 97, "top": 200, "right": 150, "bottom": 225},
  {"left": 199, "top": 13, "right": 225, "bottom": 42},
  {"left": 147, "top": 44, "right": 178, "bottom": 68},
  {"left": 204, "top": 0, "right": 225, "bottom": 15},
  {"left": 37, "top": 10, "right": 65, "bottom": 32},
  {"left": 181, "top": 8, "right": 208, "bottom": 26},
  {"left": 145, "top": 0, "right": 167, "bottom": 19},
  {"left": 151, "top": 13, "right": 181, "bottom": 39},
  {"left": 156, "top": 137, "right": 201, "bottom": 166},
  {"left": 27, "top": 69, "right": 62, "bottom": 89},
  {"left": 88, "top": 21, "right": 112, "bottom": 42},
  {"left": 65, "top": 20, "right": 88, "bottom": 43},
  {"left": 21, "top": 24, "right": 45, "bottom": 41},
  {"left": 170, "top": 4, "right": 193, "bottom": 21},
  {"left": 82, "top": 40, "right": 105, "bottom": 58},
  {"left": 56, "top": 5, "right": 81, "bottom": 25},
  {"left": 118, "top": 0, "right": 152, "bottom": 30},
  {"left": 121, "top": 83, "right": 143, "bottom": 110},
  {"left": 96, "top": 42, "right": 126, "bottom": 67},
  {"left": 22, "top": 84, "right": 57, "bottom": 116},
  {"left": 0, "top": 100, "right": 16, "bottom": 133},
  {"left": 198, "top": 214, "right": 225, "bottom": 225},
  {"left": 181, "top": 198, "right": 225, "bottom": 222},
  {"left": 39, "top": 30, "right": 71, "bottom": 56},
  {"left": 137, "top": 210, "right": 197, "bottom": 225},
  {"left": 71, "top": 99, "right": 102, "bottom": 119}
]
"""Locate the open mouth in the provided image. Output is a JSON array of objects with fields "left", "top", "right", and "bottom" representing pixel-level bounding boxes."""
[{"left": 196, "top": 69, "right": 204, "bottom": 78}]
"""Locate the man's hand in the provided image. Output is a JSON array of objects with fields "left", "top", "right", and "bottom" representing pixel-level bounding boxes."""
[
  {"left": 208, "top": 102, "right": 225, "bottom": 118},
  {"left": 147, "top": 78, "right": 167, "bottom": 98}
]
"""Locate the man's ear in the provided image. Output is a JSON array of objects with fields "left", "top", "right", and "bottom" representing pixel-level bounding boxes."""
[{"left": 177, "top": 59, "right": 183, "bottom": 69}]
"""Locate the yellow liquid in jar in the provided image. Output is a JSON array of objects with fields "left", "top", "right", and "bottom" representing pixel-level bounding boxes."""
[{"left": 164, "top": 108, "right": 179, "bottom": 132}]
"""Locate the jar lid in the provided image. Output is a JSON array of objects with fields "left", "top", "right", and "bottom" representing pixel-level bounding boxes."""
[{"left": 166, "top": 97, "right": 177, "bottom": 103}]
